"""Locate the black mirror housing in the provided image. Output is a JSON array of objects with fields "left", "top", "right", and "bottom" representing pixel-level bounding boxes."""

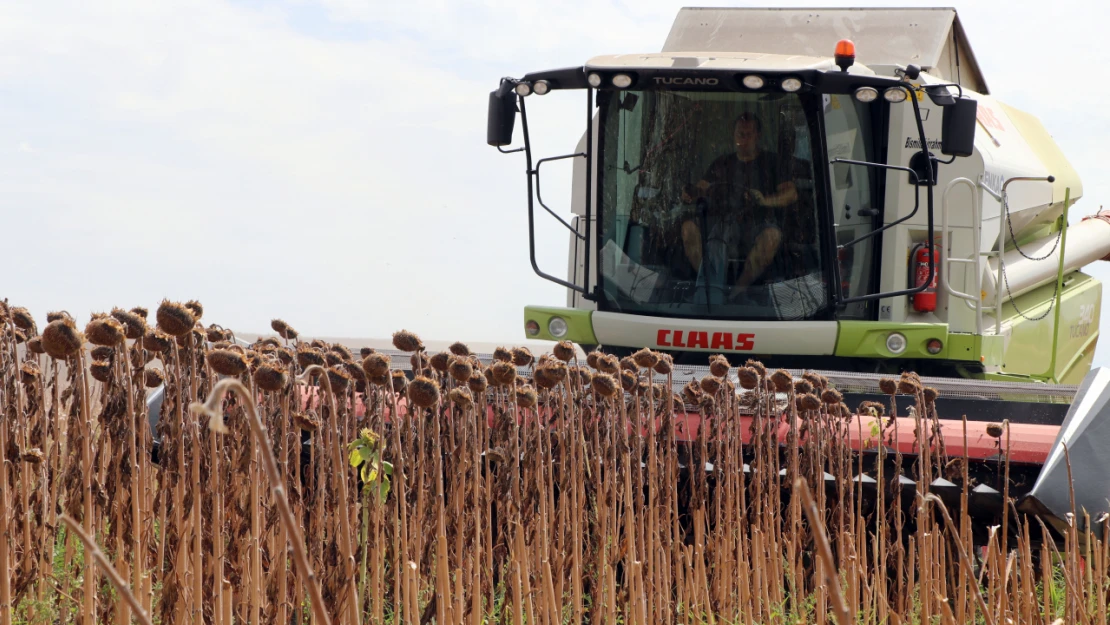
[
  {"left": 487, "top": 90, "right": 517, "bottom": 147},
  {"left": 941, "top": 97, "right": 977, "bottom": 157}
]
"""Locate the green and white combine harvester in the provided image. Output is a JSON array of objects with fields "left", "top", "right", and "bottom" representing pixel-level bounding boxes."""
[{"left": 487, "top": 7, "right": 1110, "bottom": 542}]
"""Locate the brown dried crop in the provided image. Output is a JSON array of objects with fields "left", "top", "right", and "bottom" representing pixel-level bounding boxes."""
[
  {"left": 430, "top": 351, "right": 450, "bottom": 373},
  {"left": 803, "top": 372, "right": 826, "bottom": 391},
  {"left": 184, "top": 299, "right": 204, "bottom": 320},
  {"left": 392, "top": 329, "right": 423, "bottom": 352},
  {"left": 26, "top": 336, "right": 44, "bottom": 355},
  {"left": 858, "top": 401, "right": 885, "bottom": 417},
  {"left": 205, "top": 326, "right": 226, "bottom": 343},
  {"left": 407, "top": 376, "right": 440, "bottom": 408},
  {"left": 597, "top": 354, "right": 620, "bottom": 375},
  {"left": 42, "top": 318, "right": 83, "bottom": 360},
  {"left": 591, "top": 372, "right": 617, "bottom": 398},
  {"left": 709, "top": 355, "right": 729, "bottom": 378},
  {"left": 821, "top": 388, "right": 843, "bottom": 405},
  {"left": 448, "top": 341, "right": 471, "bottom": 357},
  {"left": 632, "top": 348, "right": 660, "bottom": 369},
  {"left": 142, "top": 328, "right": 173, "bottom": 353},
  {"left": 448, "top": 387, "right": 474, "bottom": 410},
  {"left": 91, "top": 345, "right": 114, "bottom": 362},
  {"left": 362, "top": 353, "right": 391, "bottom": 379},
  {"left": 737, "top": 366, "right": 760, "bottom": 390},
  {"left": 653, "top": 354, "right": 674, "bottom": 376},
  {"left": 620, "top": 356, "right": 637, "bottom": 372},
  {"left": 745, "top": 359, "right": 767, "bottom": 379},
  {"left": 324, "top": 352, "right": 344, "bottom": 367},
  {"left": 986, "top": 422, "right": 1005, "bottom": 439},
  {"left": 467, "top": 373, "right": 488, "bottom": 394},
  {"left": 699, "top": 376, "right": 722, "bottom": 395},
  {"left": 553, "top": 341, "right": 575, "bottom": 362},
  {"left": 344, "top": 361, "right": 366, "bottom": 384},
  {"left": 586, "top": 350, "right": 601, "bottom": 369},
  {"left": 270, "top": 319, "right": 296, "bottom": 339},
  {"left": 492, "top": 346, "right": 512, "bottom": 363},
  {"left": 254, "top": 361, "right": 288, "bottom": 392},
  {"left": 923, "top": 387, "right": 938, "bottom": 403},
  {"left": 698, "top": 394, "right": 716, "bottom": 410},
  {"left": 293, "top": 412, "right": 320, "bottom": 432},
  {"left": 276, "top": 347, "right": 294, "bottom": 365},
  {"left": 770, "top": 369, "right": 793, "bottom": 393},
  {"left": 682, "top": 380, "right": 702, "bottom": 404},
  {"left": 10, "top": 307, "right": 35, "bottom": 332},
  {"left": 110, "top": 308, "right": 147, "bottom": 340},
  {"left": 20, "top": 362, "right": 40, "bottom": 385},
  {"left": 144, "top": 368, "right": 165, "bottom": 388},
  {"left": 448, "top": 358, "right": 473, "bottom": 383},
  {"left": 90, "top": 360, "right": 112, "bottom": 383},
  {"left": 156, "top": 300, "right": 195, "bottom": 337},
  {"left": 327, "top": 366, "right": 352, "bottom": 391},
  {"left": 390, "top": 370, "right": 408, "bottom": 394},
  {"left": 359, "top": 346, "right": 375, "bottom": 358},
  {"left": 794, "top": 380, "right": 814, "bottom": 396},
  {"left": 897, "top": 379, "right": 921, "bottom": 395},
  {"left": 296, "top": 346, "right": 326, "bottom": 370},
  {"left": 879, "top": 378, "right": 898, "bottom": 395},
  {"left": 620, "top": 370, "right": 636, "bottom": 392},
  {"left": 261, "top": 337, "right": 282, "bottom": 348},
  {"left": 85, "top": 316, "right": 125, "bottom": 347},
  {"left": 208, "top": 349, "right": 248, "bottom": 376},
  {"left": 515, "top": 386, "right": 538, "bottom": 409},
  {"left": 129, "top": 306, "right": 148, "bottom": 319},
  {"left": 491, "top": 361, "right": 517, "bottom": 386},
  {"left": 534, "top": 367, "right": 557, "bottom": 390},
  {"left": 511, "top": 347, "right": 534, "bottom": 367},
  {"left": 46, "top": 310, "right": 73, "bottom": 323},
  {"left": 330, "top": 344, "right": 354, "bottom": 361},
  {"left": 799, "top": 393, "right": 822, "bottom": 411}
]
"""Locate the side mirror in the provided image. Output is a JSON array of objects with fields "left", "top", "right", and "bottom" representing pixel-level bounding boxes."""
[
  {"left": 941, "top": 97, "right": 977, "bottom": 158},
  {"left": 487, "top": 88, "right": 518, "bottom": 147}
]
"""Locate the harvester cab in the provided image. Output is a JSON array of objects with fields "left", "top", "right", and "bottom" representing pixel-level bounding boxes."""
[{"left": 489, "top": 7, "right": 1110, "bottom": 390}]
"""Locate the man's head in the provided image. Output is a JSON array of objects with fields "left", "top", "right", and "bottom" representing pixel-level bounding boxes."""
[{"left": 733, "top": 112, "right": 761, "bottom": 157}]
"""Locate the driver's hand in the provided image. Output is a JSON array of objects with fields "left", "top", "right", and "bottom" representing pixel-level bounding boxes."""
[{"left": 748, "top": 189, "right": 767, "bottom": 206}]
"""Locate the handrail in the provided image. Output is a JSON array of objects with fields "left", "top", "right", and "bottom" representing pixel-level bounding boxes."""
[{"left": 941, "top": 177, "right": 983, "bottom": 335}]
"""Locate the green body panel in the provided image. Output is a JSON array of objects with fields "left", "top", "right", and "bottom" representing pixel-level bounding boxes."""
[
  {"left": 833, "top": 322, "right": 968, "bottom": 361},
  {"left": 523, "top": 306, "right": 598, "bottom": 344},
  {"left": 996, "top": 271, "right": 1101, "bottom": 384}
]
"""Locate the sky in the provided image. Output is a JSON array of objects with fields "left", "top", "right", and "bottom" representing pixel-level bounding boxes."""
[{"left": 2, "top": 0, "right": 1109, "bottom": 367}]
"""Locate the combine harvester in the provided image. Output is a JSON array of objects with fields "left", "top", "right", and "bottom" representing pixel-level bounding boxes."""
[{"left": 487, "top": 7, "right": 1110, "bottom": 542}]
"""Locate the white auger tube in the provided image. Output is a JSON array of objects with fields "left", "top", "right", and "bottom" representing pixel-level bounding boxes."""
[{"left": 982, "top": 212, "right": 1110, "bottom": 304}]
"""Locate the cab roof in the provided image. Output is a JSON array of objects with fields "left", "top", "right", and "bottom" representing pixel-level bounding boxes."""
[{"left": 585, "top": 51, "right": 875, "bottom": 75}]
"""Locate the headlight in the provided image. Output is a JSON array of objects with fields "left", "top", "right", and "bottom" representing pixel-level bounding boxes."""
[
  {"left": 612, "top": 74, "right": 632, "bottom": 89},
  {"left": 742, "top": 75, "right": 764, "bottom": 89},
  {"left": 885, "top": 332, "right": 907, "bottom": 355},
  {"left": 533, "top": 80, "right": 551, "bottom": 95},
  {"left": 514, "top": 82, "right": 532, "bottom": 97},
  {"left": 587, "top": 73, "right": 602, "bottom": 88},
  {"left": 883, "top": 87, "right": 908, "bottom": 103},
  {"left": 548, "top": 317, "right": 569, "bottom": 338},
  {"left": 780, "top": 77, "right": 802, "bottom": 92},
  {"left": 525, "top": 320, "right": 540, "bottom": 336},
  {"left": 854, "top": 86, "right": 878, "bottom": 102}
]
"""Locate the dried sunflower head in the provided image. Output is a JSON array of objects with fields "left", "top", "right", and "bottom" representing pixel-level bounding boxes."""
[
  {"left": 392, "top": 330, "right": 423, "bottom": 352},
  {"left": 492, "top": 346, "right": 512, "bottom": 363},
  {"left": 430, "top": 351, "right": 450, "bottom": 373},
  {"left": 770, "top": 369, "right": 793, "bottom": 393},
  {"left": 10, "top": 307, "right": 36, "bottom": 332},
  {"left": 448, "top": 387, "right": 474, "bottom": 410},
  {"left": 85, "top": 316, "right": 125, "bottom": 347},
  {"left": 632, "top": 348, "right": 660, "bottom": 369},
  {"left": 184, "top": 300, "right": 204, "bottom": 320},
  {"left": 407, "top": 376, "right": 440, "bottom": 408},
  {"left": 144, "top": 368, "right": 165, "bottom": 389},
  {"left": 653, "top": 354, "right": 674, "bottom": 376},
  {"left": 90, "top": 360, "right": 112, "bottom": 383},
  {"left": 208, "top": 349, "right": 248, "bottom": 376},
  {"left": 448, "top": 341, "right": 471, "bottom": 357},
  {"left": 737, "top": 367, "right": 759, "bottom": 390},
  {"left": 253, "top": 361, "right": 288, "bottom": 392},
  {"left": 511, "top": 347, "right": 534, "bottom": 367},
  {"left": 448, "top": 358, "right": 473, "bottom": 383},
  {"left": 514, "top": 385, "right": 538, "bottom": 409},
  {"left": 110, "top": 308, "right": 147, "bottom": 340},
  {"left": 362, "top": 353, "right": 391, "bottom": 379},
  {"left": 553, "top": 341, "right": 575, "bottom": 363},
  {"left": 42, "top": 318, "right": 83, "bottom": 360},
  {"left": 156, "top": 300, "right": 195, "bottom": 337}
]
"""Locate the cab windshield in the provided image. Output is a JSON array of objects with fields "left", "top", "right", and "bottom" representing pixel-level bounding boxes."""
[{"left": 597, "top": 90, "right": 827, "bottom": 320}]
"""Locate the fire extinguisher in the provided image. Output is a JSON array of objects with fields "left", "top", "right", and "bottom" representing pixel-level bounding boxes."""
[{"left": 912, "top": 243, "right": 937, "bottom": 312}]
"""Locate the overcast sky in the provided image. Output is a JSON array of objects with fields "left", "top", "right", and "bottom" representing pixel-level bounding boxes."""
[{"left": 2, "top": 0, "right": 1108, "bottom": 368}]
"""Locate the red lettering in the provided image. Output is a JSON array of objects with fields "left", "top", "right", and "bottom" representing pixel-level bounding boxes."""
[
  {"left": 673, "top": 330, "right": 685, "bottom": 347},
  {"left": 710, "top": 332, "right": 733, "bottom": 350},
  {"left": 657, "top": 329, "right": 671, "bottom": 347},
  {"left": 689, "top": 331, "right": 709, "bottom": 349},
  {"left": 736, "top": 333, "right": 755, "bottom": 351}
]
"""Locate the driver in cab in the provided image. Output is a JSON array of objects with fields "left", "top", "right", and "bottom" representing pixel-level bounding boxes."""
[{"left": 680, "top": 112, "right": 797, "bottom": 302}]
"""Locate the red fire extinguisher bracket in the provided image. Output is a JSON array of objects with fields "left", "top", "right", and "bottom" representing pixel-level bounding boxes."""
[{"left": 912, "top": 243, "right": 938, "bottom": 312}]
